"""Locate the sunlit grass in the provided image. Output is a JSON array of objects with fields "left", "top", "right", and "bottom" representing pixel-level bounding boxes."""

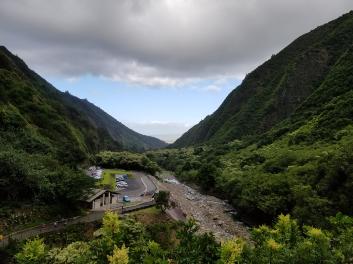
[{"left": 98, "top": 169, "right": 132, "bottom": 190}]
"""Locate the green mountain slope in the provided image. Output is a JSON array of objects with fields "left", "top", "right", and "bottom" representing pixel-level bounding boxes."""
[
  {"left": 151, "top": 11, "right": 353, "bottom": 226},
  {"left": 0, "top": 46, "right": 166, "bottom": 220},
  {"left": 173, "top": 11, "right": 353, "bottom": 148},
  {"left": 0, "top": 46, "right": 167, "bottom": 162}
]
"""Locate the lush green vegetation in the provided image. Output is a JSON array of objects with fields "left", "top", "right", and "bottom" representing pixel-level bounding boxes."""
[
  {"left": 154, "top": 191, "right": 171, "bottom": 212},
  {"left": 173, "top": 11, "right": 353, "bottom": 148},
  {"left": 11, "top": 211, "right": 353, "bottom": 264},
  {"left": 149, "top": 11, "right": 353, "bottom": 227},
  {"left": 96, "top": 151, "right": 160, "bottom": 175},
  {"left": 0, "top": 46, "right": 166, "bottom": 153},
  {"left": 146, "top": 147, "right": 222, "bottom": 192},
  {"left": 3, "top": 10, "right": 353, "bottom": 264},
  {"left": 0, "top": 149, "right": 94, "bottom": 204},
  {"left": 149, "top": 126, "right": 353, "bottom": 226},
  {"left": 99, "top": 169, "right": 131, "bottom": 191},
  {"left": 0, "top": 46, "right": 165, "bottom": 232},
  {"left": 0, "top": 148, "right": 95, "bottom": 234},
  {"left": 223, "top": 213, "right": 353, "bottom": 264},
  {"left": 150, "top": 60, "right": 353, "bottom": 224}
]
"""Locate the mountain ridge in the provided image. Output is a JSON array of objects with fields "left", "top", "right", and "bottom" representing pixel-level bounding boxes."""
[
  {"left": 172, "top": 11, "right": 353, "bottom": 147},
  {"left": 0, "top": 45, "right": 167, "bottom": 162}
]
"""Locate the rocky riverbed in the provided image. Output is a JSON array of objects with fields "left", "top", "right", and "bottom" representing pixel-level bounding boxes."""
[{"left": 154, "top": 173, "right": 250, "bottom": 241}]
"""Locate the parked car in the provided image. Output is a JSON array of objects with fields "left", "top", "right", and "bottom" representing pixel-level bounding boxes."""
[
  {"left": 123, "top": 195, "right": 130, "bottom": 202},
  {"left": 117, "top": 181, "right": 128, "bottom": 187},
  {"left": 116, "top": 174, "right": 129, "bottom": 181},
  {"left": 116, "top": 175, "right": 125, "bottom": 181}
]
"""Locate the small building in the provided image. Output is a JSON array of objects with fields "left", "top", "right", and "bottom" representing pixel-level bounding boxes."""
[{"left": 81, "top": 189, "right": 120, "bottom": 210}]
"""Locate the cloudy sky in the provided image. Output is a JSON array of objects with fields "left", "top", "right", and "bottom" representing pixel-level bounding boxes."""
[{"left": 1, "top": 0, "right": 353, "bottom": 142}]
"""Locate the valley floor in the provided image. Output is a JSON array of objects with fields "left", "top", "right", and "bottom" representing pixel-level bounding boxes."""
[{"left": 153, "top": 172, "right": 250, "bottom": 241}]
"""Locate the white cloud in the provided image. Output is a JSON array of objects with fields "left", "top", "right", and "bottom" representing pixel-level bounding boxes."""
[
  {"left": 205, "top": 85, "right": 222, "bottom": 93},
  {"left": 65, "top": 77, "right": 80, "bottom": 84}
]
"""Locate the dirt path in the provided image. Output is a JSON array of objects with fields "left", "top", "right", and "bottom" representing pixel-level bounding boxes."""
[{"left": 152, "top": 173, "right": 250, "bottom": 241}]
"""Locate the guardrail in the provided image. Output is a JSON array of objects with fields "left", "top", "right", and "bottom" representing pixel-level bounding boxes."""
[
  {"left": 122, "top": 200, "right": 155, "bottom": 213},
  {"left": 0, "top": 199, "right": 156, "bottom": 248}
]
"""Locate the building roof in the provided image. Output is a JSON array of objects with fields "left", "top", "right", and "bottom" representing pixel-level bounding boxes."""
[{"left": 81, "top": 188, "right": 119, "bottom": 203}]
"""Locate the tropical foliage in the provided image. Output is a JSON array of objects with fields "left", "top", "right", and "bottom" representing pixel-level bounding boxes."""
[
  {"left": 13, "top": 212, "right": 353, "bottom": 264},
  {"left": 154, "top": 191, "right": 171, "bottom": 212},
  {"left": 96, "top": 151, "right": 160, "bottom": 175}
]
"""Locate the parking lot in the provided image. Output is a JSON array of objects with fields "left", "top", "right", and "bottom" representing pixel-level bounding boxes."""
[
  {"left": 115, "top": 171, "right": 157, "bottom": 201},
  {"left": 87, "top": 168, "right": 158, "bottom": 203}
]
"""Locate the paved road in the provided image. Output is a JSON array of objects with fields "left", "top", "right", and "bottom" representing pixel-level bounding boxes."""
[
  {"left": 0, "top": 200, "right": 155, "bottom": 248},
  {"left": 119, "top": 171, "right": 157, "bottom": 198},
  {"left": 0, "top": 171, "right": 157, "bottom": 248},
  {"left": 0, "top": 172, "right": 157, "bottom": 248}
]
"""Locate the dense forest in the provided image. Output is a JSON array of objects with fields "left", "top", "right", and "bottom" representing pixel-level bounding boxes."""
[{"left": 96, "top": 151, "right": 160, "bottom": 175}]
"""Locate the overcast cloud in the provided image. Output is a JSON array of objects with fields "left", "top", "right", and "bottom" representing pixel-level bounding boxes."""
[{"left": 1, "top": 0, "right": 353, "bottom": 87}]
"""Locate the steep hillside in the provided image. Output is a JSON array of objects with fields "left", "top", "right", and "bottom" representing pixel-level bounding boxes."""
[
  {"left": 0, "top": 46, "right": 166, "bottom": 226},
  {"left": 173, "top": 11, "right": 353, "bottom": 147},
  {"left": 59, "top": 93, "right": 167, "bottom": 152},
  {"left": 0, "top": 46, "right": 167, "bottom": 160},
  {"left": 150, "top": 11, "right": 353, "bottom": 226}
]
